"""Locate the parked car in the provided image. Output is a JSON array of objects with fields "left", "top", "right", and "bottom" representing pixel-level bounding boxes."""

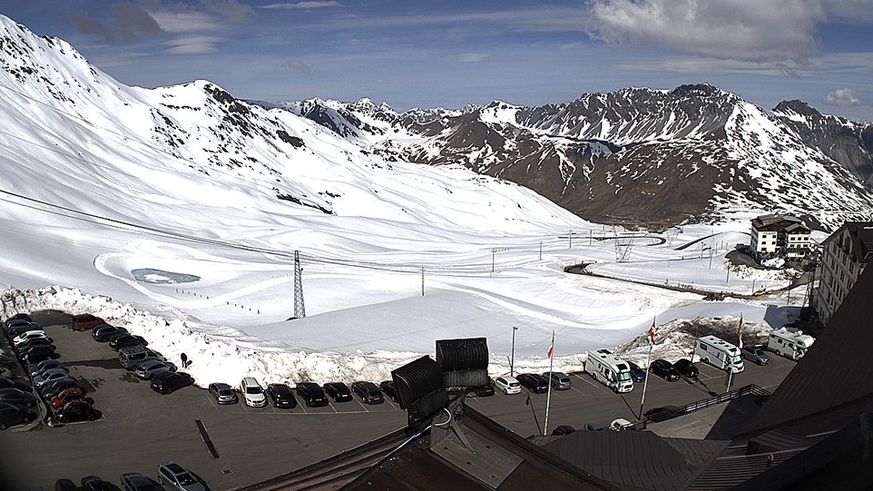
[
  {"left": 71, "top": 314, "right": 105, "bottom": 331},
  {"left": 13, "top": 330, "right": 51, "bottom": 346},
  {"left": 80, "top": 476, "right": 122, "bottom": 491},
  {"left": 120, "top": 472, "right": 165, "bottom": 491},
  {"left": 516, "top": 373, "right": 548, "bottom": 394},
  {"left": 0, "top": 388, "right": 37, "bottom": 408},
  {"left": 30, "top": 360, "right": 68, "bottom": 379},
  {"left": 16, "top": 337, "right": 55, "bottom": 352},
  {"left": 378, "top": 381, "right": 398, "bottom": 402},
  {"left": 266, "top": 383, "right": 297, "bottom": 408},
  {"left": 55, "top": 401, "right": 102, "bottom": 424},
  {"left": 207, "top": 383, "right": 238, "bottom": 405},
  {"left": 551, "top": 424, "right": 576, "bottom": 435},
  {"left": 109, "top": 334, "right": 148, "bottom": 351},
  {"left": 609, "top": 418, "right": 635, "bottom": 431},
  {"left": 584, "top": 421, "right": 607, "bottom": 431},
  {"left": 150, "top": 372, "right": 194, "bottom": 395},
  {"left": 543, "top": 371, "right": 572, "bottom": 390},
  {"left": 156, "top": 461, "right": 208, "bottom": 491},
  {"left": 6, "top": 320, "right": 41, "bottom": 335},
  {"left": 742, "top": 345, "right": 771, "bottom": 366},
  {"left": 54, "top": 478, "right": 79, "bottom": 491},
  {"left": 649, "top": 359, "right": 681, "bottom": 382},
  {"left": 134, "top": 359, "right": 177, "bottom": 380},
  {"left": 296, "top": 382, "right": 329, "bottom": 407},
  {"left": 673, "top": 358, "right": 699, "bottom": 378},
  {"left": 118, "top": 347, "right": 152, "bottom": 370},
  {"left": 34, "top": 368, "right": 73, "bottom": 389},
  {"left": 4, "top": 313, "right": 32, "bottom": 326},
  {"left": 50, "top": 387, "right": 86, "bottom": 409},
  {"left": 92, "top": 325, "right": 127, "bottom": 342},
  {"left": 0, "top": 377, "right": 31, "bottom": 392},
  {"left": 628, "top": 361, "right": 647, "bottom": 383},
  {"left": 323, "top": 382, "right": 353, "bottom": 402},
  {"left": 351, "top": 381, "right": 384, "bottom": 405},
  {"left": 20, "top": 345, "right": 60, "bottom": 365},
  {"left": 473, "top": 378, "right": 495, "bottom": 397},
  {"left": 0, "top": 402, "right": 36, "bottom": 430},
  {"left": 238, "top": 377, "right": 267, "bottom": 407},
  {"left": 493, "top": 375, "right": 522, "bottom": 395}
]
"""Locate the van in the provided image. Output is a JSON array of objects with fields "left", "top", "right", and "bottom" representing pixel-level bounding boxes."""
[{"left": 118, "top": 346, "right": 149, "bottom": 370}]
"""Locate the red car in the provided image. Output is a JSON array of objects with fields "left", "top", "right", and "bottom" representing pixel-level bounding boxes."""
[
  {"left": 51, "top": 387, "right": 85, "bottom": 409},
  {"left": 71, "top": 314, "right": 105, "bottom": 331}
]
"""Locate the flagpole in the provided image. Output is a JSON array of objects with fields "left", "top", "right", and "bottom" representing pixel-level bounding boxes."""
[
  {"left": 544, "top": 330, "right": 555, "bottom": 436},
  {"left": 638, "top": 317, "right": 655, "bottom": 421}
]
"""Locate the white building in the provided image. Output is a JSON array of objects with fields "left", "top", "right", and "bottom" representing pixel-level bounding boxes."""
[
  {"left": 814, "top": 222, "right": 873, "bottom": 326},
  {"left": 750, "top": 214, "right": 811, "bottom": 261}
]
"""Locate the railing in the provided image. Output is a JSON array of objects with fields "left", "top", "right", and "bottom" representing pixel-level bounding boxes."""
[{"left": 644, "top": 384, "right": 771, "bottom": 423}]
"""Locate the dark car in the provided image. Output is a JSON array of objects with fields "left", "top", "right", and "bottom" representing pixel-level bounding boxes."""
[
  {"left": 15, "top": 337, "right": 55, "bottom": 352},
  {"left": 351, "top": 381, "right": 384, "bottom": 405},
  {"left": 54, "top": 478, "right": 79, "bottom": 491},
  {"left": 4, "top": 313, "right": 32, "bottom": 326},
  {"left": 120, "top": 472, "right": 165, "bottom": 491},
  {"left": 21, "top": 346, "right": 61, "bottom": 365},
  {"left": 584, "top": 421, "right": 606, "bottom": 431},
  {"left": 92, "top": 325, "right": 127, "bottom": 342},
  {"left": 323, "top": 382, "right": 353, "bottom": 402},
  {"left": 516, "top": 373, "right": 548, "bottom": 394},
  {"left": 649, "top": 359, "right": 681, "bottom": 382},
  {"left": 80, "top": 476, "right": 122, "bottom": 491},
  {"left": 71, "top": 314, "right": 106, "bottom": 331},
  {"left": 6, "top": 320, "right": 42, "bottom": 336},
  {"left": 29, "top": 359, "right": 66, "bottom": 378},
  {"left": 378, "top": 381, "right": 398, "bottom": 402},
  {"left": 0, "top": 402, "right": 36, "bottom": 430},
  {"left": 266, "top": 383, "right": 297, "bottom": 408},
  {"left": 150, "top": 372, "right": 194, "bottom": 395},
  {"left": 551, "top": 424, "right": 576, "bottom": 436},
  {"left": 473, "top": 378, "right": 495, "bottom": 397},
  {"left": 673, "top": 358, "right": 699, "bottom": 378},
  {"left": 543, "top": 371, "right": 572, "bottom": 390},
  {"left": 296, "top": 382, "right": 329, "bottom": 407},
  {"left": 109, "top": 334, "right": 148, "bottom": 351},
  {"left": 742, "top": 345, "right": 771, "bottom": 366},
  {"left": 0, "top": 377, "right": 31, "bottom": 392},
  {"left": 55, "top": 401, "right": 102, "bottom": 424},
  {"left": 628, "top": 361, "right": 647, "bottom": 383},
  {"left": 0, "top": 388, "right": 38, "bottom": 408}
]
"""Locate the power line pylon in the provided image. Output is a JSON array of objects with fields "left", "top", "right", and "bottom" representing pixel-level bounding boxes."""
[{"left": 294, "top": 250, "right": 305, "bottom": 319}]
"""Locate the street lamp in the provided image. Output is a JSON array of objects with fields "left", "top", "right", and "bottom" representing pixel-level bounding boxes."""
[{"left": 510, "top": 326, "right": 518, "bottom": 377}]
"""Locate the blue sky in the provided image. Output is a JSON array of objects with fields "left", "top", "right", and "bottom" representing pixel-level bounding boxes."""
[{"left": 3, "top": 0, "right": 873, "bottom": 121}]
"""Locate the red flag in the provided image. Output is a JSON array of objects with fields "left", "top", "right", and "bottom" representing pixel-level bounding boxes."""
[
  {"left": 648, "top": 318, "right": 656, "bottom": 345},
  {"left": 547, "top": 331, "right": 555, "bottom": 358}
]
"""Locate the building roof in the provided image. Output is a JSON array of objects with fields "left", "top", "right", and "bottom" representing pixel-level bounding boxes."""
[
  {"left": 822, "top": 222, "right": 873, "bottom": 264},
  {"left": 740, "top": 264, "right": 873, "bottom": 437},
  {"left": 751, "top": 215, "right": 805, "bottom": 233}
]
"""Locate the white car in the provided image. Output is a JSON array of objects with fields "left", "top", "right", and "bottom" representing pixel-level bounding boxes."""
[
  {"left": 240, "top": 377, "right": 267, "bottom": 407},
  {"left": 13, "top": 330, "right": 51, "bottom": 346},
  {"left": 610, "top": 418, "right": 635, "bottom": 431},
  {"left": 493, "top": 375, "right": 522, "bottom": 395}
]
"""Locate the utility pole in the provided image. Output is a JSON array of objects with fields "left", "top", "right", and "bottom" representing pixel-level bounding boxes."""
[
  {"left": 510, "top": 326, "right": 518, "bottom": 377},
  {"left": 539, "top": 241, "right": 542, "bottom": 261},
  {"left": 569, "top": 230, "right": 573, "bottom": 249},
  {"left": 491, "top": 249, "right": 496, "bottom": 273},
  {"left": 293, "top": 250, "right": 305, "bottom": 319},
  {"left": 421, "top": 267, "right": 425, "bottom": 296}
]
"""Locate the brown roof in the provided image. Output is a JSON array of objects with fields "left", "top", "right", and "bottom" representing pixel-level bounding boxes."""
[{"left": 822, "top": 222, "right": 873, "bottom": 264}]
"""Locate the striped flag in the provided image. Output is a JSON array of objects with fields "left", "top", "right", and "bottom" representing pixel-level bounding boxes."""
[
  {"left": 547, "top": 331, "right": 555, "bottom": 358},
  {"left": 738, "top": 314, "right": 744, "bottom": 349},
  {"left": 648, "top": 318, "right": 656, "bottom": 345}
]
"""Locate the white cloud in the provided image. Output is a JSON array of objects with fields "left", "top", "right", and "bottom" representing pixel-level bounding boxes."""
[
  {"left": 258, "top": 1, "right": 343, "bottom": 9},
  {"left": 458, "top": 53, "right": 485, "bottom": 63},
  {"left": 588, "top": 0, "right": 825, "bottom": 64},
  {"left": 164, "top": 36, "right": 225, "bottom": 55},
  {"left": 149, "top": 9, "right": 225, "bottom": 33},
  {"left": 824, "top": 88, "right": 861, "bottom": 106}
]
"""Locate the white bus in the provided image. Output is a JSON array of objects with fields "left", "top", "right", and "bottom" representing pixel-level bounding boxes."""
[
  {"left": 694, "top": 335, "right": 744, "bottom": 373},
  {"left": 585, "top": 349, "right": 634, "bottom": 393},
  {"left": 767, "top": 328, "right": 815, "bottom": 361}
]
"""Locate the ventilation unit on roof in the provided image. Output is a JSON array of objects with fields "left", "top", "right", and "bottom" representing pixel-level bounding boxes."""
[
  {"left": 392, "top": 355, "right": 449, "bottom": 428},
  {"left": 435, "top": 337, "right": 489, "bottom": 392}
]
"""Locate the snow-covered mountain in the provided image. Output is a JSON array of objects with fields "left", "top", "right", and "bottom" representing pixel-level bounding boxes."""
[{"left": 280, "top": 85, "right": 873, "bottom": 230}]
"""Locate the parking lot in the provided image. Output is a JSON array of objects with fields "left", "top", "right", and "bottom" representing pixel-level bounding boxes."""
[{"left": 0, "top": 310, "right": 796, "bottom": 489}]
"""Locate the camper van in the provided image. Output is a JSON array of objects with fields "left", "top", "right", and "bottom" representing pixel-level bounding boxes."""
[
  {"left": 767, "top": 328, "right": 815, "bottom": 361},
  {"left": 694, "top": 335, "right": 744, "bottom": 373},
  {"left": 585, "top": 349, "right": 634, "bottom": 393}
]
